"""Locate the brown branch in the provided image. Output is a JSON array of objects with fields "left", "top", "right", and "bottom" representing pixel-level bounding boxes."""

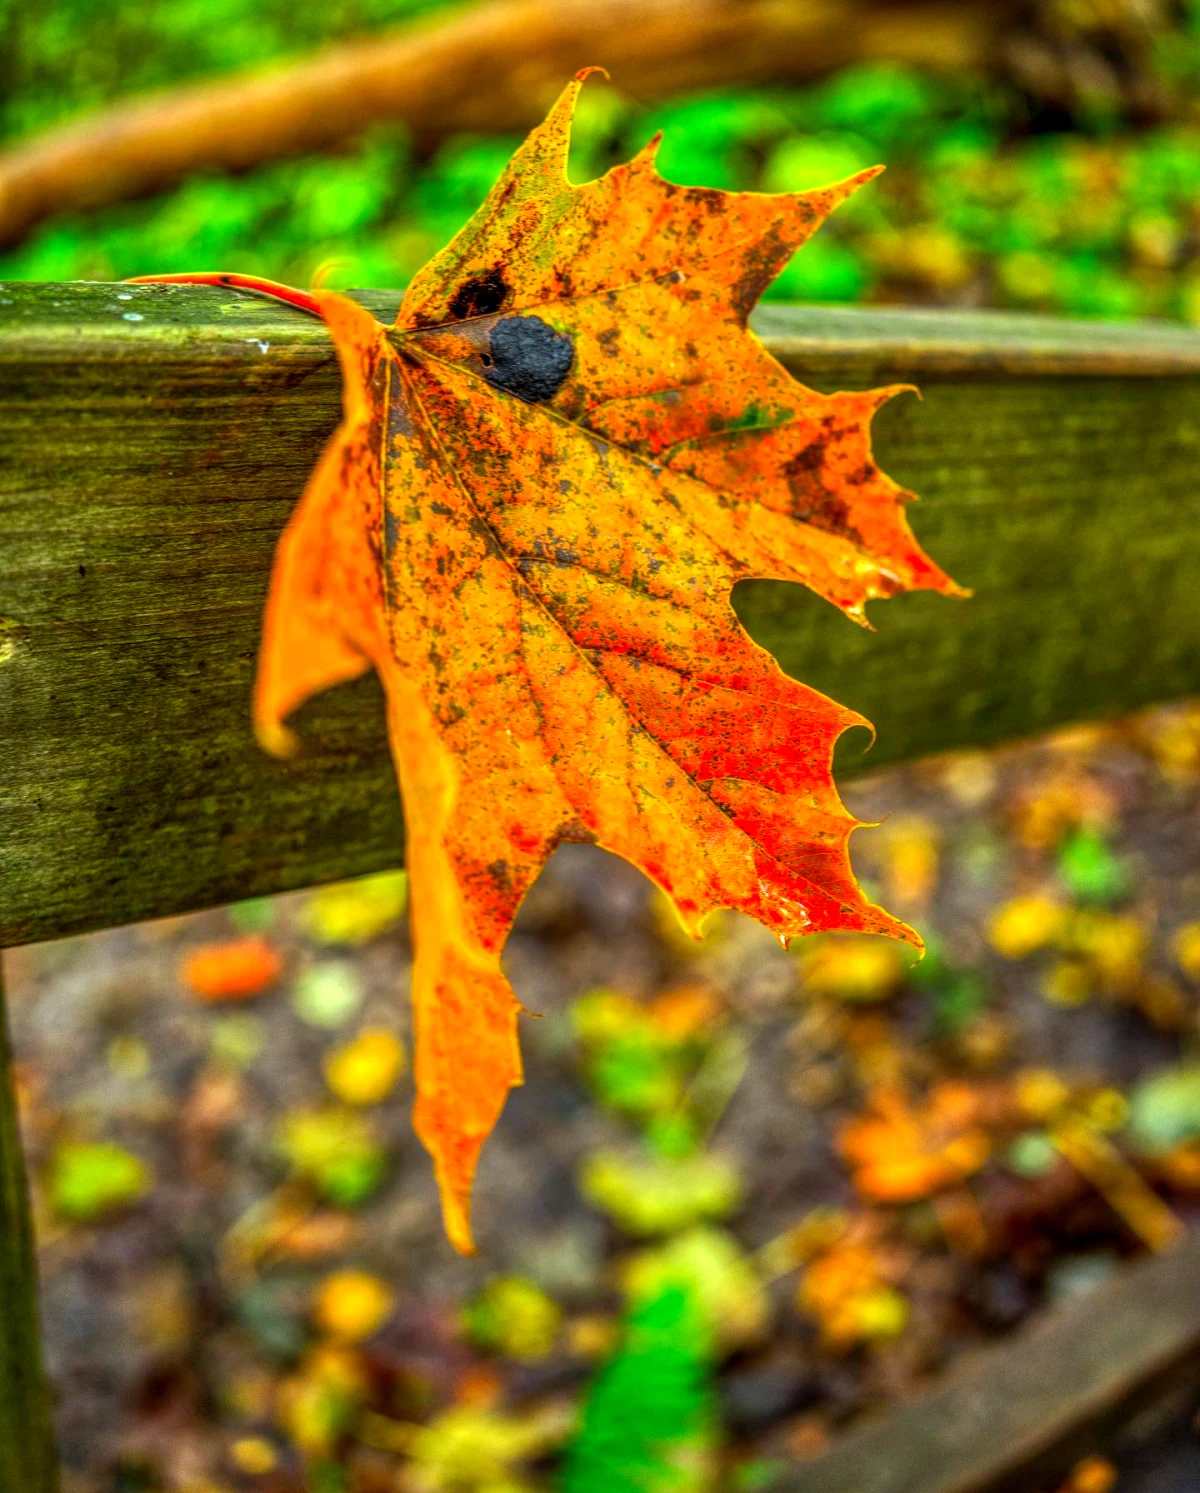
[{"left": 0, "top": 0, "right": 1015, "bottom": 251}]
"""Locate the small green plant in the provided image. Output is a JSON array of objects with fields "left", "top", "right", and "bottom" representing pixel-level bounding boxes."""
[{"left": 561, "top": 1285, "right": 716, "bottom": 1493}]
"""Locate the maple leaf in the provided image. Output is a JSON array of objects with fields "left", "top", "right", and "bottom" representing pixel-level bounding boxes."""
[{"left": 135, "top": 71, "right": 963, "bottom": 1253}]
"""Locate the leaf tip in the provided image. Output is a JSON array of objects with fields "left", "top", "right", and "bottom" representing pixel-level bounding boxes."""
[
  {"left": 255, "top": 718, "right": 299, "bottom": 759},
  {"left": 632, "top": 131, "right": 664, "bottom": 170},
  {"left": 440, "top": 1179, "right": 478, "bottom": 1256}
]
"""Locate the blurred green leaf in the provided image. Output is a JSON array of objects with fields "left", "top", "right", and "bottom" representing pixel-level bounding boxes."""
[
  {"left": 580, "top": 1148, "right": 741, "bottom": 1237},
  {"left": 1128, "top": 1064, "right": 1200, "bottom": 1155},
  {"left": 291, "top": 961, "right": 365, "bottom": 1029},
  {"left": 462, "top": 1276, "right": 564, "bottom": 1361},
  {"left": 561, "top": 1285, "right": 716, "bottom": 1493},
  {"left": 277, "top": 1107, "right": 388, "bottom": 1206},
  {"left": 1056, "top": 827, "right": 1130, "bottom": 905},
  {"left": 49, "top": 1140, "right": 152, "bottom": 1222}
]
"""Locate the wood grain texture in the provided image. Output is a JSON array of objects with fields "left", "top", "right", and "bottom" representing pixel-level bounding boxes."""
[
  {"left": 0, "top": 961, "right": 58, "bottom": 1493},
  {"left": 2, "top": 284, "right": 1200, "bottom": 946},
  {"left": 790, "top": 1227, "right": 1200, "bottom": 1493}
]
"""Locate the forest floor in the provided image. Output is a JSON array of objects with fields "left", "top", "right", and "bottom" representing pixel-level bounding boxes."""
[{"left": 8, "top": 704, "right": 1200, "bottom": 1493}]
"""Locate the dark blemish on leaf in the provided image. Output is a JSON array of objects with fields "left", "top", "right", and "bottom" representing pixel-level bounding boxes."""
[
  {"left": 786, "top": 443, "right": 825, "bottom": 477},
  {"left": 783, "top": 446, "right": 853, "bottom": 535},
  {"left": 388, "top": 383, "right": 416, "bottom": 444},
  {"left": 383, "top": 507, "right": 401, "bottom": 558},
  {"left": 485, "top": 315, "right": 574, "bottom": 403},
  {"left": 78, "top": 564, "right": 86, "bottom": 577},
  {"left": 448, "top": 268, "right": 510, "bottom": 321},
  {"left": 431, "top": 501, "right": 453, "bottom": 517}
]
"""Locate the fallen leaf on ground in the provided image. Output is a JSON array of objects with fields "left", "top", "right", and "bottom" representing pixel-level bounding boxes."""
[
  {"left": 182, "top": 936, "right": 284, "bottom": 1002},
  {"left": 838, "top": 1083, "right": 992, "bottom": 1203},
  {"left": 312, "top": 1269, "right": 396, "bottom": 1343},
  {"left": 323, "top": 1027, "right": 407, "bottom": 1105},
  {"left": 49, "top": 1140, "right": 152, "bottom": 1222},
  {"left": 300, "top": 870, "right": 409, "bottom": 946}
]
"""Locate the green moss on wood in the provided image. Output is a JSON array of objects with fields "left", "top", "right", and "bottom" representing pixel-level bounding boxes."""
[
  {"left": 2, "top": 285, "right": 1200, "bottom": 945},
  {"left": 0, "top": 964, "right": 58, "bottom": 1492}
]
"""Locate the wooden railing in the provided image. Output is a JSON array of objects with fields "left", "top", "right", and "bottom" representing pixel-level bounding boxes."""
[{"left": 4, "top": 285, "right": 1200, "bottom": 1491}]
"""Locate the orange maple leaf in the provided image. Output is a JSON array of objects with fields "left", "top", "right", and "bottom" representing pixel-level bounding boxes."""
[{"left": 137, "top": 71, "right": 963, "bottom": 1252}]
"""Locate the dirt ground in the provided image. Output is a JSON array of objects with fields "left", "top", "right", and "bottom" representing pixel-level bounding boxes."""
[{"left": 8, "top": 706, "right": 1200, "bottom": 1493}]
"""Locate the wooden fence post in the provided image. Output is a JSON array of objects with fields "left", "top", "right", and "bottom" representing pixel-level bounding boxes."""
[{"left": 0, "top": 957, "right": 58, "bottom": 1493}]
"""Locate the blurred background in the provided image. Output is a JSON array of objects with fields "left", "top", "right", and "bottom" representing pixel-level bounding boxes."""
[
  {"left": 8, "top": 0, "right": 1200, "bottom": 317},
  {"left": 6, "top": 2, "right": 1200, "bottom": 1491}
]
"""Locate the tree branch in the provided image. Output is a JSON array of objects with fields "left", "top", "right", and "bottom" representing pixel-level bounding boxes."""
[{"left": 0, "top": 0, "right": 1013, "bottom": 250}]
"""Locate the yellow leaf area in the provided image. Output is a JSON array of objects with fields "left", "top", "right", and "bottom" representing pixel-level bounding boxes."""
[{"left": 244, "top": 73, "right": 962, "bottom": 1252}]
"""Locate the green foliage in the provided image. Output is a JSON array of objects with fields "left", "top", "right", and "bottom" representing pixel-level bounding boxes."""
[
  {"left": 291, "top": 962, "right": 366, "bottom": 1029},
  {"left": 560, "top": 1286, "right": 716, "bottom": 1493},
  {"left": 49, "top": 1139, "right": 151, "bottom": 1221},
  {"left": 580, "top": 1148, "right": 741, "bottom": 1238},
  {"left": 571, "top": 990, "right": 703, "bottom": 1131},
  {"left": 623, "top": 1228, "right": 767, "bottom": 1351},
  {"left": 1056, "top": 827, "right": 1131, "bottom": 906},
  {"left": 906, "top": 934, "right": 987, "bottom": 1036},
  {"left": 1128, "top": 1064, "right": 1200, "bottom": 1155},
  {"left": 0, "top": 0, "right": 455, "bottom": 140},
  {"left": 1005, "top": 1130, "right": 1058, "bottom": 1178},
  {"left": 277, "top": 1106, "right": 387, "bottom": 1206},
  {"left": 9, "top": 0, "right": 1200, "bottom": 326},
  {"left": 462, "top": 1277, "right": 563, "bottom": 1361},
  {"left": 9, "top": 2, "right": 1200, "bottom": 322}
]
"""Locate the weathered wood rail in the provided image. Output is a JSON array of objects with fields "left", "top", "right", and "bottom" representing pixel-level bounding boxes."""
[
  {"left": 5, "top": 287, "right": 1200, "bottom": 945},
  {"left": 3, "top": 284, "right": 1200, "bottom": 1491}
]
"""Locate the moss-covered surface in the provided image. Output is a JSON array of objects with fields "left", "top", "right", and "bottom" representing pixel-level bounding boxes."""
[
  {"left": 2, "top": 285, "right": 1200, "bottom": 946},
  {"left": 0, "top": 965, "right": 57, "bottom": 1493}
]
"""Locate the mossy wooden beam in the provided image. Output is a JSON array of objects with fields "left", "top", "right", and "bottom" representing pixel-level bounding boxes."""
[
  {"left": 0, "top": 961, "right": 58, "bottom": 1493},
  {"left": 3, "top": 284, "right": 1200, "bottom": 947},
  {"left": 793, "top": 1226, "right": 1200, "bottom": 1493}
]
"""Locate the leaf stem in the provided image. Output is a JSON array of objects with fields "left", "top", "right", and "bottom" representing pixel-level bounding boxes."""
[{"left": 124, "top": 272, "right": 323, "bottom": 318}]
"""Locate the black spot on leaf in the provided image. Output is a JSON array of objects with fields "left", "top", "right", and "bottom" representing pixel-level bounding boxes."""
[
  {"left": 448, "top": 268, "right": 510, "bottom": 320},
  {"left": 484, "top": 315, "right": 574, "bottom": 403}
]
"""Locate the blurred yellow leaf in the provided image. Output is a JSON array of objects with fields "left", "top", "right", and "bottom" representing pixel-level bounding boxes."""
[
  {"left": 798, "top": 935, "right": 906, "bottom": 1003},
  {"left": 312, "top": 1268, "right": 396, "bottom": 1343},
  {"left": 580, "top": 1147, "right": 741, "bottom": 1236},
  {"left": 49, "top": 1140, "right": 152, "bottom": 1222},
  {"left": 879, "top": 815, "right": 941, "bottom": 909},
  {"left": 988, "top": 894, "right": 1066, "bottom": 959},
  {"left": 463, "top": 1277, "right": 563, "bottom": 1361},
  {"left": 300, "top": 870, "right": 408, "bottom": 946},
  {"left": 323, "top": 1028, "right": 406, "bottom": 1106},
  {"left": 1172, "top": 921, "right": 1200, "bottom": 980},
  {"left": 276, "top": 1344, "right": 368, "bottom": 1457},
  {"left": 1041, "top": 958, "right": 1093, "bottom": 1007},
  {"left": 229, "top": 1438, "right": 278, "bottom": 1475}
]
